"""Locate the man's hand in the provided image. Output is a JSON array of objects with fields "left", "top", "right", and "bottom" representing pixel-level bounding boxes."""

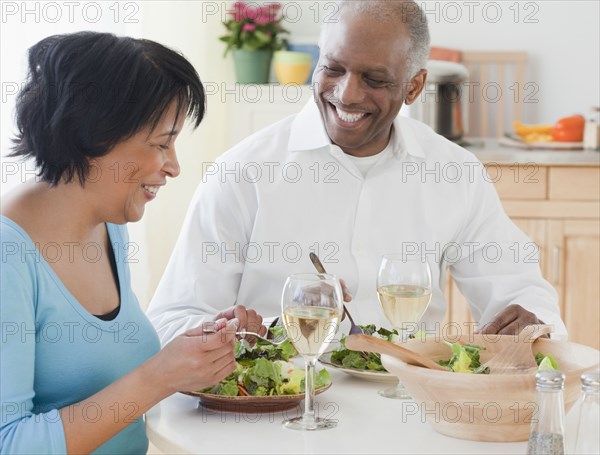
[
  {"left": 479, "top": 304, "right": 547, "bottom": 336},
  {"left": 340, "top": 279, "right": 352, "bottom": 303},
  {"left": 214, "top": 305, "right": 267, "bottom": 337}
]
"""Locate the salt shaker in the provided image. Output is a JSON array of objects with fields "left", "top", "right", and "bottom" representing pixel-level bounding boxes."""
[
  {"left": 573, "top": 370, "right": 600, "bottom": 454},
  {"left": 527, "top": 370, "right": 566, "bottom": 455}
]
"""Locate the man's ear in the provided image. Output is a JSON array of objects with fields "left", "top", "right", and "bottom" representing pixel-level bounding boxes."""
[{"left": 404, "top": 69, "right": 427, "bottom": 105}]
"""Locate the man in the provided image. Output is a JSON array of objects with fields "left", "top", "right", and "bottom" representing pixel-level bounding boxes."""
[{"left": 148, "top": 0, "right": 566, "bottom": 345}]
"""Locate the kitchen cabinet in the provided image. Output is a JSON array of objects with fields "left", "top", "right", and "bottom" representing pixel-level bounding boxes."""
[{"left": 445, "top": 163, "right": 600, "bottom": 349}]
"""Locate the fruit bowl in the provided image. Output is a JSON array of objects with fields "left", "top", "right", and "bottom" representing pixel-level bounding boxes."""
[{"left": 381, "top": 335, "right": 599, "bottom": 442}]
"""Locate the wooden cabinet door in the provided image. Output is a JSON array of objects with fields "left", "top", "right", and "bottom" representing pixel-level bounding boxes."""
[
  {"left": 443, "top": 218, "right": 547, "bottom": 336},
  {"left": 548, "top": 219, "right": 600, "bottom": 349}
]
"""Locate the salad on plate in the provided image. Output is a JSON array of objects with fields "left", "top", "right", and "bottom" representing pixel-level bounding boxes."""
[
  {"left": 199, "top": 326, "right": 331, "bottom": 397},
  {"left": 328, "top": 325, "right": 399, "bottom": 372}
]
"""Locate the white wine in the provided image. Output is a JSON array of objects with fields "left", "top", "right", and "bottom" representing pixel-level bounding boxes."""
[
  {"left": 377, "top": 284, "right": 432, "bottom": 329},
  {"left": 283, "top": 307, "right": 340, "bottom": 358}
]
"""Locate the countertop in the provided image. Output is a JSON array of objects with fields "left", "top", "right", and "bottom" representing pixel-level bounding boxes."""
[{"left": 464, "top": 139, "right": 600, "bottom": 165}]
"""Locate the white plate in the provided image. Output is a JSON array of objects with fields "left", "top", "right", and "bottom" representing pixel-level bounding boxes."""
[
  {"left": 320, "top": 352, "right": 398, "bottom": 383},
  {"left": 499, "top": 136, "right": 584, "bottom": 150}
]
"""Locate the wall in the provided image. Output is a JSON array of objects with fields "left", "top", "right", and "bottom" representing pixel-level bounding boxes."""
[
  {"left": 135, "top": 0, "right": 600, "bottom": 304},
  {"left": 0, "top": 1, "right": 152, "bottom": 301},
  {"left": 1, "top": 1, "right": 599, "bottom": 308}
]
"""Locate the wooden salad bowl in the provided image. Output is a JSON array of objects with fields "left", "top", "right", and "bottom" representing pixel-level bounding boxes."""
[{"left": 381, "top": 335, "right": 599, "bottom": 442}]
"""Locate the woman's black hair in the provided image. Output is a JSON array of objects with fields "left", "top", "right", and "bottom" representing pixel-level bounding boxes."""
[{"left": 11, "top": 31, "right": 205, "bottom": 185}]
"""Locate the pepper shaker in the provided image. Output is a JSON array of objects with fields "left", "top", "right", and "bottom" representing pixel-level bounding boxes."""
[{"left": 527, "top": 370, "right": 566, "bottom": 455}]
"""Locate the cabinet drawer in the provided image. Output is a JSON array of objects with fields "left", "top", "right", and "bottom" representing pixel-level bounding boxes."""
[
  {"left": 487, "top": 164, "right": 547, "bottom": 199},
  {"left": 549, "top": 167, "right": 600, "bottom": 200}
]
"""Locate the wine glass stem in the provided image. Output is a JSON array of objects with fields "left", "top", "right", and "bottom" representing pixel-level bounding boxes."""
[{"left": 303, "top": 358, "right": 317, "bottom": 425}]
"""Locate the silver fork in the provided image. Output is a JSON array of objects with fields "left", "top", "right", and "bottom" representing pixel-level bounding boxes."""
[
  {"left": 309, "top": 252, "right": 364, "bottom": 335},
  {"left": 202, "top": 320, "right": 288, "bottom": 346}
]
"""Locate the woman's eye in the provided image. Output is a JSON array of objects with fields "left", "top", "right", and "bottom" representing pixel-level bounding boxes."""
[{"left": 158, "top": 144, "right": 169, "bottom": 151}]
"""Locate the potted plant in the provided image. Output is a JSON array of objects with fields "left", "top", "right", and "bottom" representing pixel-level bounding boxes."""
[{"left": 220, "top": 1, "right": 288, "bottom": 84}]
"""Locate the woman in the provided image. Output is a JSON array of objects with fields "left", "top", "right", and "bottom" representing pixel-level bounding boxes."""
[{"left": 0, "top": 32, "right": 264, "bottom": 454}]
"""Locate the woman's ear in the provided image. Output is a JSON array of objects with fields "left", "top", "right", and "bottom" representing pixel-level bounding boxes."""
[{"left": 404, "top": 69, "right": 427, "bottom": 105}]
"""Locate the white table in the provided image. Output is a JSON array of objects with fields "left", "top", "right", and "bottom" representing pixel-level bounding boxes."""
[{"left": 146, "top": 367, "right": 541, "bottom": 454}]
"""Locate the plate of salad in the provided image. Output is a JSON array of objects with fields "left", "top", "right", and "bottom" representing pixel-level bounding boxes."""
[
  {"left": 181, "top": 326, "right": 332, "bottom": 412},
  {"left": 319, "top": 325, "right": 399, "bottom": 383}
]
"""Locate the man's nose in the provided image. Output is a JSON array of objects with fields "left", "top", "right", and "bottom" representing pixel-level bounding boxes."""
[{"left": 336, "top": 74, "right": 365, "bottom": 106}]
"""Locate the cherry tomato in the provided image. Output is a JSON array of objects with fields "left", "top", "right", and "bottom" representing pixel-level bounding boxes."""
[{"left": 552, "top": 114, "right": 585, "bottom": 142}]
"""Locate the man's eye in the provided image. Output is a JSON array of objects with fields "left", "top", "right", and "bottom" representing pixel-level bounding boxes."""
[
  {"left": 322, "top": 65, "right": 343, "bottom": 76},
  {"left": 365, "top": 77, "right": 388, "bottom": 87}
]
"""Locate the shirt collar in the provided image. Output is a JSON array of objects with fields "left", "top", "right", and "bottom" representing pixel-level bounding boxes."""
[{"left": 288, "top": 97, "right": 427, "bottom": 160}]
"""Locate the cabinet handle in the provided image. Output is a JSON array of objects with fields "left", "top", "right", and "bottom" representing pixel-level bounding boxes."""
[{"left": 552, "top": 246, "right": 560, "bottom": 284}]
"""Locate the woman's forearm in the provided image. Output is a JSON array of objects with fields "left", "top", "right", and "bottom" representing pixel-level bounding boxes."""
[{"left": 60, "top": 355, "right": 170, "bottom": 454}]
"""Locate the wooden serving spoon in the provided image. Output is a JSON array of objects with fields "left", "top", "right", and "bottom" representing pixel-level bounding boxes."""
[
  {"left": 345, "top": 334, "right": 447, "bottom": 371},
  {"left": 481, "top": 324, "right": 554, "bottom": 374}
]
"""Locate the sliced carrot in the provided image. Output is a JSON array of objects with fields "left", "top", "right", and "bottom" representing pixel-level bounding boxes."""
[{"left": 238, "top": 384, "right": 250, "bottom": 396}]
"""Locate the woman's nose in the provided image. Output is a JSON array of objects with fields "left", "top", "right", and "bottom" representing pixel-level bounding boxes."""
[{"left": 163, "top": 148, "right": 180, "bottom": 178}]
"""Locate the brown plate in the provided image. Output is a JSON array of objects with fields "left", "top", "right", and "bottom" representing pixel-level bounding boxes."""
[{"left": 181, "top": 383, "right": 331, "bottom": 413}]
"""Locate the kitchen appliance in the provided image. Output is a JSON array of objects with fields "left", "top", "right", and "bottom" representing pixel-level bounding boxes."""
[{"left": 411, "top": 60, "right": 469, "bottom": 141}]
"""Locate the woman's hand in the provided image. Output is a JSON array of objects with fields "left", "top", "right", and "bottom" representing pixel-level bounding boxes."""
[
  {"left": 214, "top": 305, "right": 267, "bottom": 336},
  {"left": 151, "top": 319, "right": 238, "bottom": 394}
]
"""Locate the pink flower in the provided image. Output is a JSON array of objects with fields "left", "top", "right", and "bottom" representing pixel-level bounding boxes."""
[
  {"left": 230, "top": 1, "right": 247, "bottom": 21},
  {"left": 228, "top": 2, "right": 281, "bottom": 24},
  {"left": 255, "top": 15, "right": 270, "bottom": 25},
  {"left": 244, "top": 6, "right": 260, "bottom": 21},
  {"left": 228, "top": 2, "right": 248, "bottom": 22},
  {"left": 255, "top": 5, "right": 277, "bottom": 24},
  {"left": 242, "top": 23, "right": 257, "bottom": 32}
]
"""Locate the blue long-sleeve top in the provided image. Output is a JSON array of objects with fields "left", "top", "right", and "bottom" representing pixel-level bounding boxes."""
[{"left": 1, "top": 216, "right": 160, "bottom": 454}]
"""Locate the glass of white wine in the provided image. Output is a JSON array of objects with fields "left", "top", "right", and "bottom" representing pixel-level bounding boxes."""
[
  {"left": 281, "top": 273, "right": 343, "bottom": 430},
  {"left": 377, "top": 254, "right": 432, "bottom": 399}
]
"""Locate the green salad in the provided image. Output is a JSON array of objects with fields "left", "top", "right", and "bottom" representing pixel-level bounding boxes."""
[
  {"left": 437, "top": 341, "right": 559, "bottom": 374},
  {"left": 200, "top": 326, "right": 331, "bottom": 397},
  {"left": 535, "top": 352, "right": 559, "bottom": 371},
  {"left": 437, "top": 341, "right": 489, "bottom": 374},
  {"left": 330, "top": 325, "right": 399, "bottom": 372}
]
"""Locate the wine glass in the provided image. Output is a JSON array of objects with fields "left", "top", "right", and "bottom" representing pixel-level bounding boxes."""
[
  {"left": 281, "top": 273, "right": 343, "bottom": 430},
  {"left": 376, "top": 254, "right": 432, "bottom": 399}
]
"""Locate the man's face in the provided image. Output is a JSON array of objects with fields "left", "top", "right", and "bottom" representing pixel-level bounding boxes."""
[{"left": 313, "top": 10, "right": 425, "bottom": 157}]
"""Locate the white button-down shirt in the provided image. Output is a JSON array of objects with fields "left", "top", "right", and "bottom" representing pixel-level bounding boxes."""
[{"left": 148, "top": 99, "right": 566, "bottom": 344}]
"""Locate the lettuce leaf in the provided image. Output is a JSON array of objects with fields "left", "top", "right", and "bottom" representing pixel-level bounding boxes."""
[
  {"left": 199, "top": 325, "right": 332, "bottom": 397},
  {"left": 315, "top": 368, "right": 332, "bottom": 388},
  {"left": 438, "top": 341, "right": 488, "bottom": 374},
  {"left": 330, "top": 325, "right": 398, "bottom": 372},
  {"left": 536, "top": 353, "right": 559, "bottom": 371}
]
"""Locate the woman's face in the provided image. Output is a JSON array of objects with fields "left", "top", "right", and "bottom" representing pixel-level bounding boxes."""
[{"left": 90, "top": 101, "right": 185, "bottom": 223}]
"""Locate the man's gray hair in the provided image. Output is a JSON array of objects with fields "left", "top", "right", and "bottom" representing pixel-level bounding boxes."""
[{"left": 321, "top": 0, "right": 430, "bottom": 79}]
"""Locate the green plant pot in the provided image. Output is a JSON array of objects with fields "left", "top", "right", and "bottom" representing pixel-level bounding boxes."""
[{"left": 232, "top": 49, "right": 272, "bottom": 84}]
